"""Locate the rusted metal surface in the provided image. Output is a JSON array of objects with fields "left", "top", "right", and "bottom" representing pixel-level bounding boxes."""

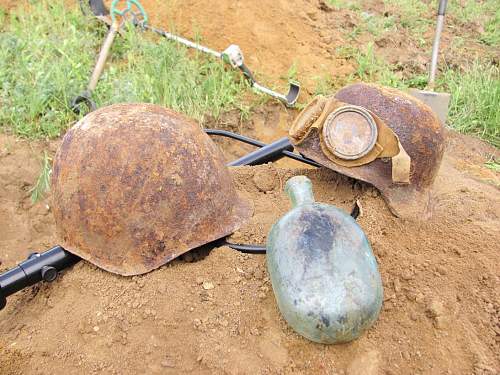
[
  {"left": 51, "top": 103, "right": 252, "bottom": 276},
  {"left": 291, "top": 83, "right": 445, "bottom": 219}
]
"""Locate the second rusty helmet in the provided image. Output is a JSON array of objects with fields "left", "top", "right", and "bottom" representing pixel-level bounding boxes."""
[
  {"left": 289, "top": 83, "right": 445, "bottom": 219},
  {"left": 51, "top": 103, "right": 252, "bottom": 276}
]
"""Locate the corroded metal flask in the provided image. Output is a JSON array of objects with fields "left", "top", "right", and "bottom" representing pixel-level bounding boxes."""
[{"left": 266, "top": 176, "right": 383, "bottom": 344}]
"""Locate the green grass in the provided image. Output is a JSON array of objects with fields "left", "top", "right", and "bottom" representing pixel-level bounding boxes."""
[
  {"left": 383, "top": 0, "right": 431, "bottom": 34},
  {"left": 485, "top": 159, "right": 499, "bottom": 172},
  {"left": 338, "top": 43, "right": 500, "bottom": 147},
  {"left": 30, "top": 151, "right": 52, "bottom": 203},
  {"left": 0, "top": 1, "right": 249, "bottom": 139},
  {"left": 438, "top": 62, "right": 500, "bottom": 147}
]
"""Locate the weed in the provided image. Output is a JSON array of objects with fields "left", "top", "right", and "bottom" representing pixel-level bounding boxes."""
[
  {"left": 0, "top": 6, "right": 5, "bottom": 27},
  {"left": 447, "top": 0, "right": 499, "bottom": 47},
  {"left": 480, "top": 8, "right": 500, "bottom": 46},
  {"left": 326, "top": 0, "right": 359, "bottom": 11},
  {"left": 438, "top": 61, "right": 499, "bottom": 147},
  {"left": 348, "top": 43, "right": 405, "bottom": 88},
  {"left": 312, "top": 73, "right": 336, "bottom": 96},
  {"left": 0, "top": 1, "right": 250, "bottom": 139},
  {"left": 347, "top": 44, "right": 499, "bottom": 146},
  {"left": 485, "top": 159, "right": 499, "bottom": 172},
  {"left": 383, "top": 0, "right": 431, "bottom": 34},
  {"left": 285, "top": 60, "right": 299, "bottom": 82},
  {"left": 30, "top": 151, "right": 52, "bottom": 203}
]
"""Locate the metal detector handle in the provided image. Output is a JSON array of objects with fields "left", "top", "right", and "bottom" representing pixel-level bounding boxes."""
[
  {"left": 0, "top": 246, "right": 80, "bottom": 310},
  {"left": 205, "top": 129, "right": 321, "bottom": 167},
  {"left": 227, "top": 137, "right": 293, "bottom": 166},
  {"left": 429, "top": 0, "right": 448, "bottom": 88}
]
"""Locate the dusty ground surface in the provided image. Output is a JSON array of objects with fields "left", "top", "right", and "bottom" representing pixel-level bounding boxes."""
[
  {"left": 0, "top": 130, "right": 499, "bottom": 375},
  {"left": 1, "top": 0, "right": 500, "bottom": 374}
]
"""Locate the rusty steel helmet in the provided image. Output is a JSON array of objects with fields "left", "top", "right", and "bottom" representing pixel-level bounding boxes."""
[
  {"left": 51, "top": 103, "right": 252, "bottom": 276},
  {"left": 289, "top": 83, "right": 445, "bottom": 219}
]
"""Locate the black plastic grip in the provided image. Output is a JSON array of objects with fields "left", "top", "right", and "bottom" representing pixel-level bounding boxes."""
[
  {"left": 0, "top": 246, "right": 80, "bottom": 310},
  {"left": 227, "top": 137, "right": 294, "bottom": 166}
]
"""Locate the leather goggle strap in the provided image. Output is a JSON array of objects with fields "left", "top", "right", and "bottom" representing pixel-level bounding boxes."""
[
  {"left": 289, "top": 96, "right": 411, "bottom": 184},
  {"left": 289, "top": 96, "right": 328, "bottom": 143}
]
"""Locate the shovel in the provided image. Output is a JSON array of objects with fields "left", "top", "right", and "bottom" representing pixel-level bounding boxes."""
[{"left": 409, "top": 0, "right": 450, "bottom": 125}]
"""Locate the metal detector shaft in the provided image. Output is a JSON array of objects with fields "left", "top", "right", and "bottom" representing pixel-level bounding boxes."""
[
  {"left": 88, "top": 21, "right": 120, "bottom": 92},
  {"left": 205, "top": 130, "right": 321, "bottom": 167},
  {"left": 70, "top": 20, "right": 120, "bottom": 113},
  {"left": 140, "top": 23, "right": 221, "bottom": 58},
  {"left": 137, "top": 22, "right": 300, "bottom": 106}
]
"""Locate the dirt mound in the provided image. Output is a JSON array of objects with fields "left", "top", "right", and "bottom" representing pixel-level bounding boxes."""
[
  {"left": 1, "top": 130, "right": 499, "bottom": 374},
  {"left": 139, "top": 0, "right": 352, "bottom": 92}
]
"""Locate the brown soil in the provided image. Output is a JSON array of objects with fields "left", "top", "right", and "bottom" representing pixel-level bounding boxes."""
[
  {"left": 1, "top": 129, "right": 499, "bottom": 375},
  {"left": 1, "top": 1, "right": 500, "bottom": 374}
]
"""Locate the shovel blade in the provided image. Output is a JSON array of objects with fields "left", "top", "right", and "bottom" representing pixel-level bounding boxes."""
[{"left": 409, "top": 88, "right": 450, "bottom": 125}]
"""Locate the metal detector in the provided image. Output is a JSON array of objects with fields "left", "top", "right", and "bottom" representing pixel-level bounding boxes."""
[{"left": 78, "top": 0, "right": 300, "bottom": 107}]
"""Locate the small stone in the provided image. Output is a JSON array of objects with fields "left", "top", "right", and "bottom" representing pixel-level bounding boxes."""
[
  {"left": 436, "top": 265, "right": 447, "bottom": 275},
  {"left": 434, "top": 315, "right": 448, "bottom": 329},
  {"left": 369, "top": 188, "right": 379, "bottom": 198},
  {"left": 136, "top": 278, "right": 145, "bottom": 288},
  {"left": 401, "top": 270, "right": 413, "bottom": 281},
  {"left": 252, "top": 168, "right": 277, "bottom": 192},
  {"left": 393, "top": 278, "right": 401, "bottom": 293},
  {"left": 202, "top": 281, "right": 214, "bottom": 290},
  {"left": 253, "top": 268, "right": 265, "bottom": 280},
  {"left": 161, "top": 359, "right": 175, "bottom": 368},
  {"left": 200, "top": 291, "right": 210, "bottom": 302},
  {"left": 306, "top": 11, "right": 318, "bottom": 21},
  {"left": 195, "top": 277, "right": 204, "bottom": 285},
  {"left": 132, "top": 301, "right": 139, "bottom": 309},
  {"left": 260, "top": 286, "right": 270, "bottom": 293},
  {"left": 347, "top": 350, "right": 381, "bottom": 375},
  {"left": 426, "top": 299, "right": 445, "bottom": 318},
  {"left": 384, "top": 293, "right": 395, "bottom": 302},
  {"left": 250, "top": 327, "right": 260, "bottom": 336},
  {"left": 426, "top": 299, "right": 448, "bottom": 329},
  {"left": 93, "top": 326, "right": 100, "bottom": 332},
  {"left": 415, "top": 292, "right": 425, "bottom": 304}
]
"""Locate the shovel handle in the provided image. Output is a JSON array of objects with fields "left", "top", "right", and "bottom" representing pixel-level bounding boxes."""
[
  {"left": 429, "top": 0, "right": 448, "bottom": 87},
  {"left": 438, "top": 0, "right": 448, "bottom": 16}
]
